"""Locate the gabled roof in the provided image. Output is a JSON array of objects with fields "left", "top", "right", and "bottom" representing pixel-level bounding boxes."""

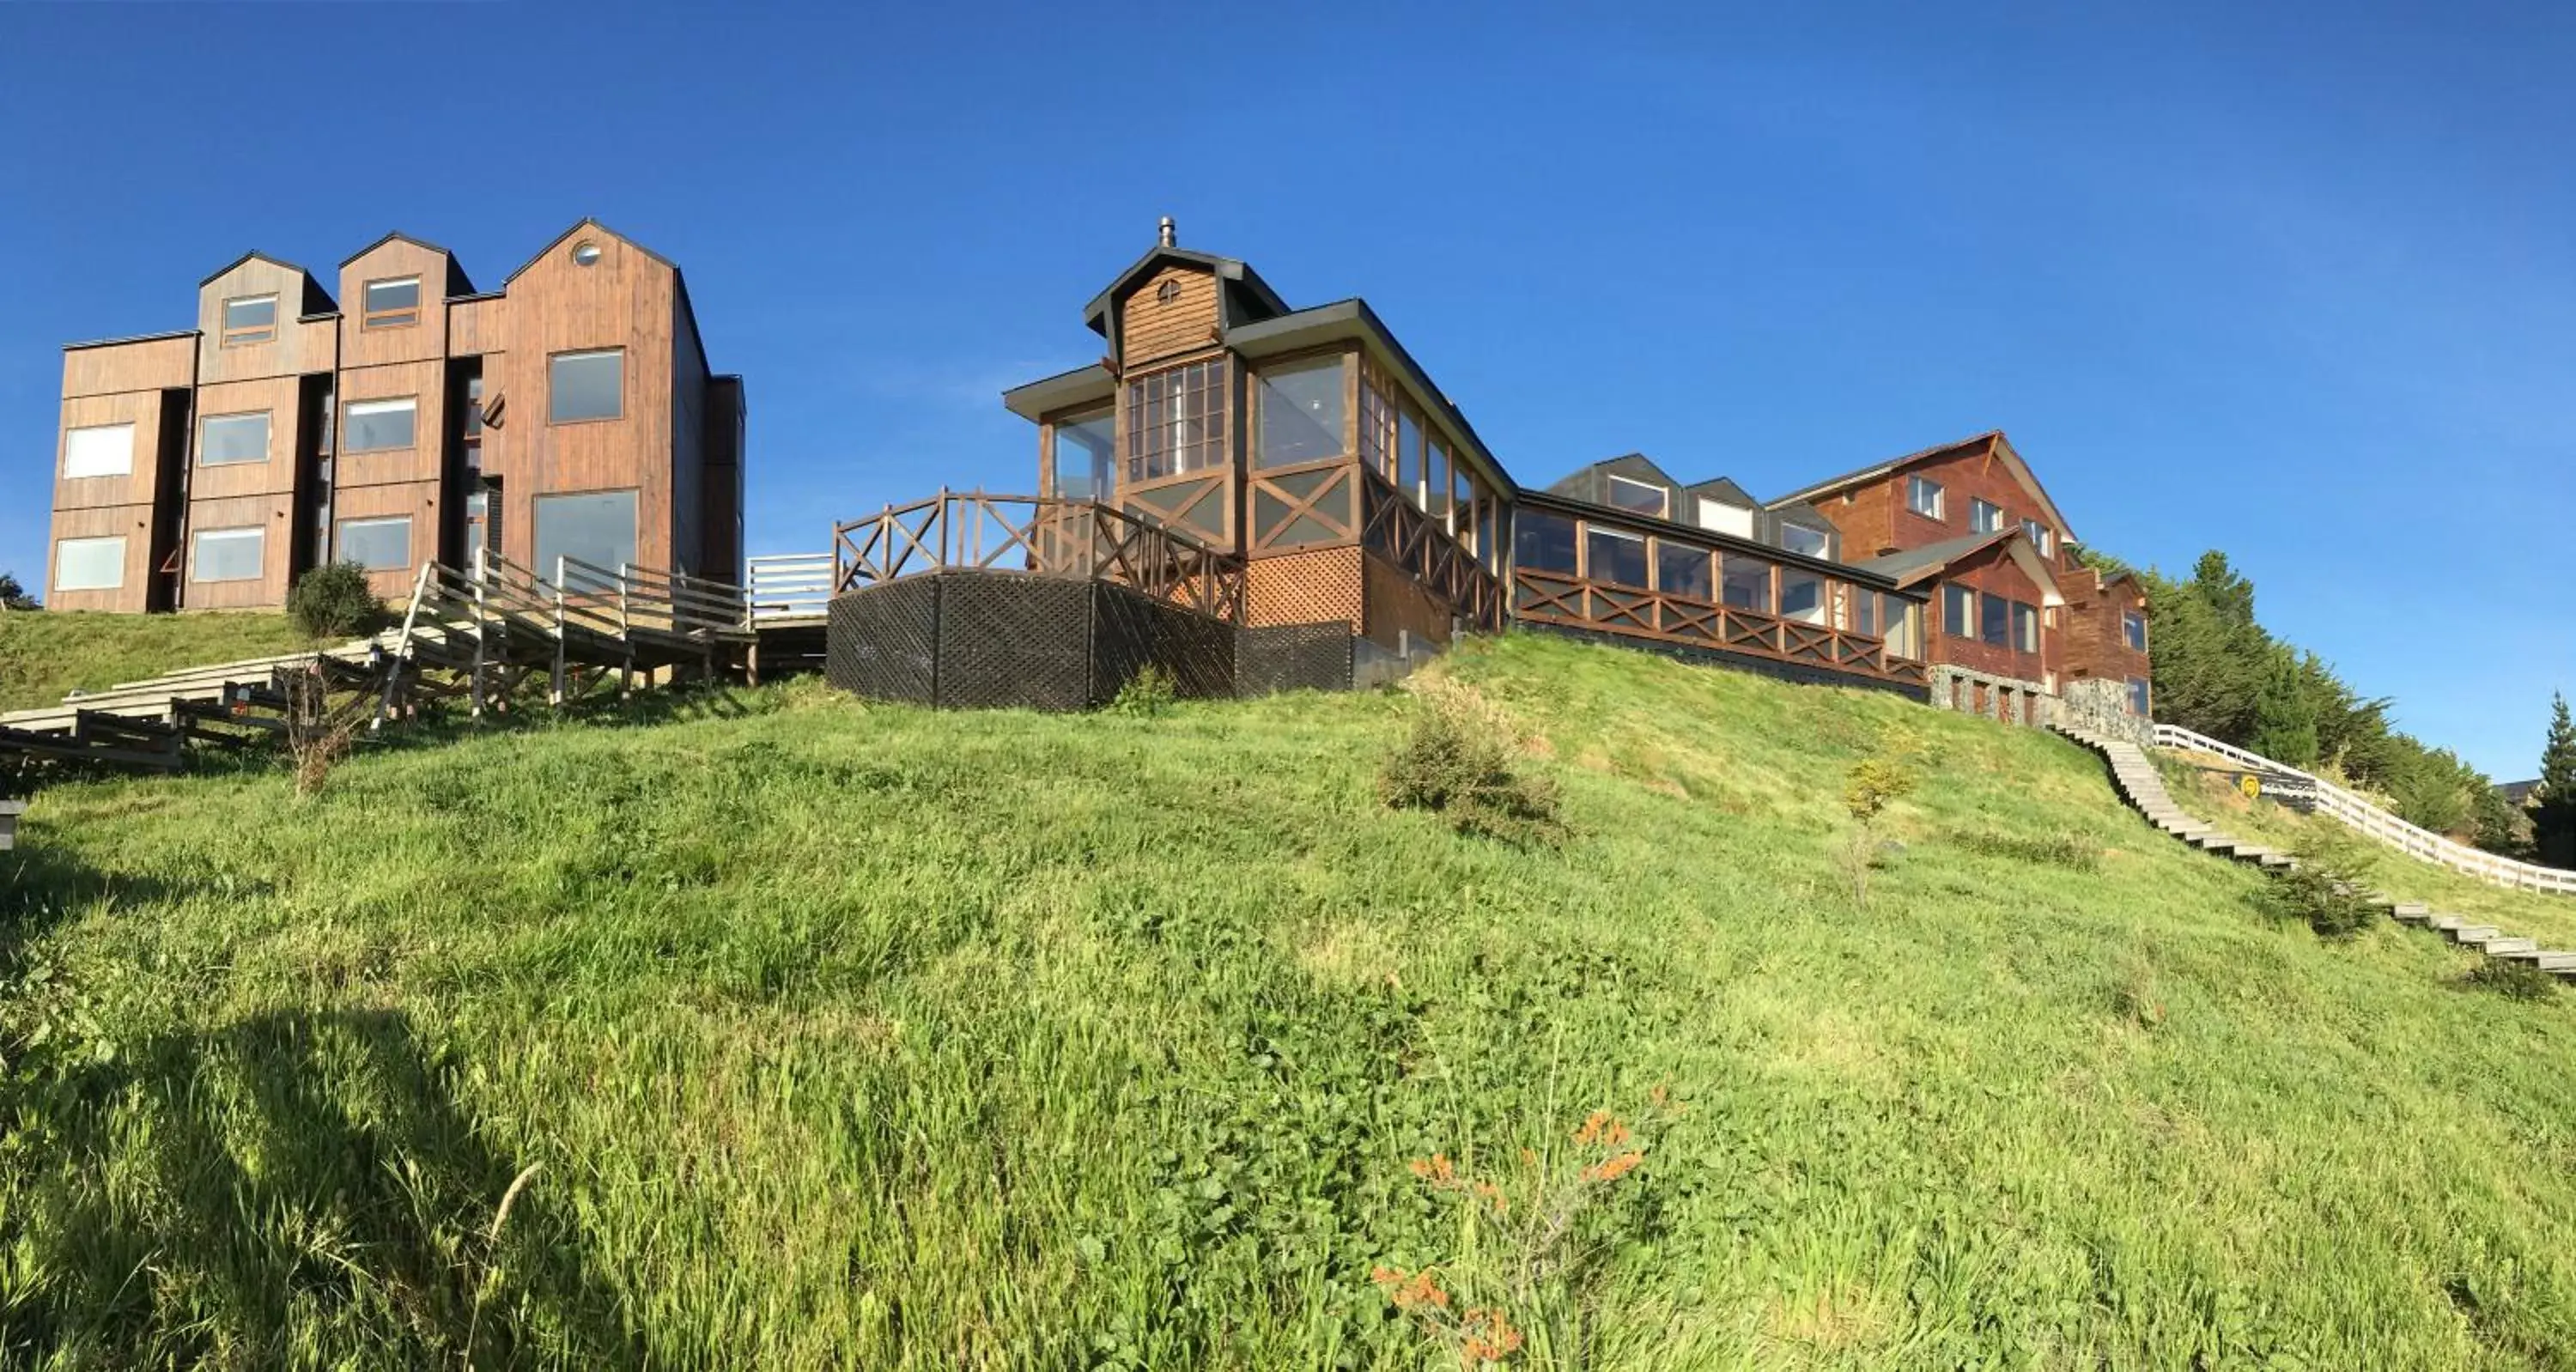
[
  {"left": 1222, "top": 297, "right": 1514, "bottom": 495},
  {"left": 198, "top": 249, "right": 312, "bottom": 288},
  {"left": 1768, "top": 430, "right": 2081, "bottom": 545},
  {"left": 1080, "top": 244, "right": 1290, "bottom": 336},
  {"left": 1686, "top": 476, "right": 1759, "bottom": 508},
  {"left": 198, "top": 250, "right": 337, "bottom": 315},
  {"left": 501, "top": 217, "right": 676, "bottom": 287},
  {"left": 1853, "top": 528, "right": 2065, "bottom": 605},
  {"left": 1517, "top": 488, "right": 1911, "bottom": 592},
  {"left": 1544, "top": 452, "right": 1686, "bottom": 500},
  {"left": 342, "top": 231, "right": 477, "bottom": 296}
]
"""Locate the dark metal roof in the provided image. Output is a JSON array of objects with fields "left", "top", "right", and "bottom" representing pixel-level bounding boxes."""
[
  {"left": 1543, "top": 452, "right": 1685, "bottom": 500},
  {"left": 62, "top": 328, "right": 200, "bottom": 352},
  {"left": 1767, "top": 429, "right": 2081, "bottom": 546},
  {"left": 1518, "top": 488, "right": 1915, "bottom": 592},
  {"left": 1686, "top": 475, "right": 1758, "bottom": 507},
  {"left": 1000, "top": 363, "right": 1115, "bottom": 421},
  {"left": 1080, "top": 244, "right": 1290, "bottom": 336},
  {"left": 1850, "top": 530, "right": 2018, "bottom": 583},
  {"left": 1223, "top": 298, "right": 1516, "bottom": 495},
  {"left": 197, "top": 251, "right": 338, "bottom": 315}
]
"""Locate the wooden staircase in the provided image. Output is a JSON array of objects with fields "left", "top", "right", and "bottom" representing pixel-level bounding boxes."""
[{"left": 2056, "top": 725, "right": 2576, "bottom": 981}]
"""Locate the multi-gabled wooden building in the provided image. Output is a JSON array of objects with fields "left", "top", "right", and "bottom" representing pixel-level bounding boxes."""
[{"left": 44, "top": 221, "right": 744, "bottom": 612}]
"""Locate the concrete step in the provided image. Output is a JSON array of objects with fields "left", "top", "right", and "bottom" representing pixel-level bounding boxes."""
[
  {"left": 2482, "top": 937, "right": 2539, "bottom": 956},
  {"left": 2386, "top": 902, "right": 2432, "bottom": 918},
  {"left": 2430, "top": 914, "right": 2465, "bottom": 932},
  {"left": 2451, "top": 926, "right": 2502, "bottom": 946},
  {"left": 2391, "top": 907, "right": 2433, "bottom": 926}
]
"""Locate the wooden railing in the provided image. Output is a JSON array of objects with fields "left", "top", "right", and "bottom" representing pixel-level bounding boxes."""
[
  {"left": 2154, "top": 723, "right": 2576, "bottom": 896},
  {"left": 832, "top": 492, "right": 1245, "bottom": 623},
  {"left": 1510, "top": 568, "right": 1926, "bottom": 687},
  {"left": 1358, "top": 471, "right": 1505, "bottom": 631},
  {"left": 746, "top": 554, "right": 833, "bottom": 623}
]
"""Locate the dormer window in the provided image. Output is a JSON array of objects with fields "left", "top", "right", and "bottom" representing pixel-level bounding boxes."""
[
  {"left": 1971, "top": 498, "right": 2003, "bottom": 533},
  {"left": 1605, "top": 474, "right": 1668, "bottom": 518},
  {"left": 1907, "top": 475, "right": 1946, "bottom": 520},
  {"left": 221, "top": 294, "right": 276, "bottom": 347},
  {"left": 2023, "top": 519, "right": 2054, "bottom": 555},
  {"left": 363, "top": 276, "right": 421, "bottom": 330},
  {"left": 1778, "top": 524, "right": 1829, "bottom": 558}
]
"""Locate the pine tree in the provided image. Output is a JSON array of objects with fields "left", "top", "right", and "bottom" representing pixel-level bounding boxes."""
[
  {"left": 2250, "top": 654, "right": 2320, "bottom": 768},
  {"left": 2536, "top": 693, "right": 2576, "bottom": 870}
]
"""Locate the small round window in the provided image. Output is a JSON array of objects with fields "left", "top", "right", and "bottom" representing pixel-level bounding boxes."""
[
  {"left": 1155, "top": 278, "right": 1182, "bottom": 305},
  {"left": 572, "top": 240, "right": 602, "bottom": 267}
]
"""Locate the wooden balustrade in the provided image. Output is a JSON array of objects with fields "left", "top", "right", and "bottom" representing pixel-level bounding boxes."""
[
  {"left": 1510, "top": 567, "right": 1924, "bottom": 687},
  {"left": 832, "top": 492, "right": 1246, "bottom": 623}
]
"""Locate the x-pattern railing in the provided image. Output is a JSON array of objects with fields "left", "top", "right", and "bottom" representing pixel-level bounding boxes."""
[
  {"left": 832, "top": 492, "right": 1246, "bottom": 623},
  {"left": 1510, "top": 568, "right": 1919, "bottom": 687}
]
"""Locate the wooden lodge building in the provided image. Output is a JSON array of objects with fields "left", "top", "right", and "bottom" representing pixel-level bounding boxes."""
[{"left": 43, "top": 221, "right": 744, "bottom": 613}]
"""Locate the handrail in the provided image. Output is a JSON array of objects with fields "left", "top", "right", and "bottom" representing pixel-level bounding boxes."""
[
  {"left": 747, "top": 554, "right": 833, "bottom": 622},
  {"left": 2153, "top": 722, "right": 2576, "bottom": 895},
  {"left": 831, "top": 492, "right": 1245, "bottom": 623}
]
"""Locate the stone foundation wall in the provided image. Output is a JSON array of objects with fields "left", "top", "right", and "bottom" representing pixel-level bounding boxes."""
[
  {"left": 1926, "top": 665, "right": 2057, "bottom": 730},
  {"left": 2058, "top": 676, "right": 2154, "bottom": 748}
]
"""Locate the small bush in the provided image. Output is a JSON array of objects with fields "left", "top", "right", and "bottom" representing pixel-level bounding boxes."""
[
  {"left": 1379, "top": 681, "right": 1563, "bottom": 847},
  {"left": 1838, "top": 733, "right": 1921, "bottom": 908},
  {"left": 287, "top": 562, "right": 383, "bottom": 638},
  {"left": 2465, "top": 958, "right": 2558, "bottom": 1002},
  {"left": 2257, "top": 841, "right": 2376, "bottom": 940},
  {"left": 1959, "top": 830, "right": 2102, "bottom": 872},
  {"left": 1107, "top": 664, "right": 1177, "bottom": 717}
]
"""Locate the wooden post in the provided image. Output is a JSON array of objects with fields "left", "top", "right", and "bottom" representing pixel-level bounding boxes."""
[
  {"left": 470, "top": 562, "right": 489, "bottom": 719},
  {"left": 374, "top": 562, "right": 433, "bottom": 732},
  {"left": 551, "top": 557, "right": 568, "bottom": 708}
]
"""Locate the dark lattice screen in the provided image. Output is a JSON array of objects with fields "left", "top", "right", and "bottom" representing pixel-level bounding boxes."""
[
  {"left": 827, "top": 579, "right": 940, "bottom": 704},
  {"left": 941, "top": 574, "right": 1093, "bottom": 710},
  {"left": 1236, "top": 622, "right": 1355, "bottom": 696},
  {"left": 829, "top": 571, "right": 1261, "bottom": 711}
]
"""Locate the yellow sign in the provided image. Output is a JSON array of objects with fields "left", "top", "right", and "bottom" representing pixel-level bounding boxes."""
[{"left": 2240, "top": 774, "right": 2262, "bottom": 800}]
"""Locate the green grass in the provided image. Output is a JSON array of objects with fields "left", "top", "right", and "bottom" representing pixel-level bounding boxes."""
[
  {"left": 2156, "top": 755, "right": 2576, "bottom": 953},
  {"left": 0, "top": 610, "right": 321, "bottom": 713},
  {"left": 5, "top": 633, "right": 2576, "bottom": 1368}
]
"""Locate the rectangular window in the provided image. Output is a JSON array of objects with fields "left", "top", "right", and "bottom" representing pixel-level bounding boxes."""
[
  {"left": 1451, "top": 464, "right": 1472, "bottom": 536},
  {"left": 1720, "top": 554, "right": 1773, "bottom": 613},
  {"left": 2012, "top": 600, "right": 2039, "bottom": 652},
  {"left": 363, "top": 276, "right": 422, "bottom": 329},
  {"left": 1587, "top": 526, "right": 1648, "bottom": 588},
  {"left": 1125, "top": 358, "right": 1225, "bottom": 482},
  {"left": 2123, "top": 610, "right": 2148, "bottom": 653},
  {"left": 1605, "top": 474, "right": 1668, "bottom": 517},
  {"left": 1513, "top": 510, "right": 1579, "bottom": 574},
  {"left": 221, "top": 294, "right": 276, "bottom": 347},
  {"left": 1397, "top": 409, "right": 1423, "bottom": 501},
  {"left": 343, "top": 397, "right": 417, "bottom": 452},
  {"left": 1907, "top": 475, "right": 1945, "bottom": 519},
  {"left": 1884, "top": 598, "right": 1922, "bottom": 659},
  {"left": 1425, "top": 440, "right": 1451, "bottom": 521},
  {"left": 335, "top": 515, "right": 411, "bottom": 571},
  {"left": 1050, "top": 406, "right": 1115, "bottom": 501},
  {"left": 1655, "top": 541, "right": 1712, "bottom": 600},
  {"left": 1780, "top": 570, "right": 1825, "bottom": 623},
  {"left": 1981, "top": 593, "right": 2010, "bottom": 647},
  {"left": 53, "top": 536, "right": 125, "bottom": 591},
  {"left": 63, "top": 422, "right": 135, "bottom": 478},
  {"left": 199, "top": 411, "right": 270, "bottom": 466},
  {"left": 533, "top": 489, "right": 639, "bottom": 586},
  {"left": 1698, "top": 499, "right": 1754, "bottom": 537},
  {"left": 1476, "top": 501, "right": 1498, "bottom": 574},
  {"left": 1254, "top": 355, "right": 1346, "bottom": 468},
  {"left": 550, "top": 349, "right": 625, "bottom": 424},
  {"left": 1942, "top": 584, "right": 1974, "bottom": 635},
  {"left": 465, "top": 490, "right": 489, "bottom": 568},
  {"left": 1850, "top": 589, "right": 1878, "bottom": 638},
  {"left": 2127, "top": 677, "right": 2152, "bottom": 716},
  {"left": 190, "top": 526, "right": 265, "bottom": 583},
  {"left": 1778, "top": 523, "right": 1829, "bottom": 558},
  {"left": 2023, "top": 519, "right": 2053, "bottom": 555},
  {"left": 465, "top": 375, "right": 486, "bottom": 438},
  {"left": 1971, "top": 498, "right": 2003, "bottom": 533}
]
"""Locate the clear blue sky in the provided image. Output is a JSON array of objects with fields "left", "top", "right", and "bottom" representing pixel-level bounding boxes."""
[{"left": 2, "top": 3, "right": 2567, "bottom": 777}]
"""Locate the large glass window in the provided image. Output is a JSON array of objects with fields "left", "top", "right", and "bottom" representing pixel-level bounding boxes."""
[
  {"left": 1907, "top": 475, "right": 1945, "bottom": 519},
  {"left": 199, "top": 411, "right": 270, "bottom": 465},
  {"left": 2012, "top": 600, "right": 2039, "bottom": 652},
  {"left": 1254, "top": 355, "right": 1345, "bottom": 467},
  {"left": 2123, "top": 610, "right": 2148, "bottom": 653},
  {"left": 64, "top": 423, "right": 134, "bottom": 478},
  {"left": 1425, "top": 440, "right": 1451, "bottom": 521},
  {"left": 191, "top": 526, "right": 264, "bottom": 583},
  {"left": 550, "top": 349, "right": 624, "bottom": 423},
  {"left": 1587, "top": 527, "right": 1648, "bottom": 588},
  {"left": 1971, "top": 498, "right": 2004, "bottom": 533},
  {"left": 1885, "top": 599, "right": 1922, "bottom": 659},
  {"left": 336, "top": 516, "right": 412, "bottom": 571},
  {"left": 1942, "top": 583, "right": 1974, "bottom": 635},
  {"left": 1606, "top": 474, "right": 1668, "bottom": 517},
  {"left": 1720, "top": 554, "right": 1773, "bottom": 613},
  {"left": 1849, "top": 588, "right": 1879, "bottom": 638},
  {"left": 1981, "top": 593, "right": 2010, "bottom": 647},
  {"left": 1778, "top": 522, "right": 1829, "bottom": 557},
  {"left": 2023, "top": 519, "right": 2053, "bottom": 555},
  {"left": 1051, "top": 407, "right": 1115, "bottom": 500},
  {"left": 221, "top": 294, "right": 276, "bottom": 347},
  {"left": 1780, "top": 570, "right": 1826, "bottom": 623},
  {"left": 54, "top": 536, "right": 125, "bottom": 591},
  {"left": 343, "top": 397, "right": 417, "bottom": 452},
  {"left": 1125, "top": 358, "right": 1226, "bottom": 481},
  {"left": 534, "top": 489, "right": 640, "bottom": 584},
  {"left": 363, "top": 276, "right": 421, "bottom": 330},
  {"left": 1514, "top": 511, "right": 1579, "bottom": 574},
  {"left": 2127, "top": 677, "right": 2152, "bottom": 716},
  {"left": 1397, "top": 410, "right": 1423, "bottom": 500},
  {"left": 1476, "top": 501, "right": 1498, "bottom": 573},
  {"left": 1656, "top": 541, "right": 1711, "bottom": 599}
]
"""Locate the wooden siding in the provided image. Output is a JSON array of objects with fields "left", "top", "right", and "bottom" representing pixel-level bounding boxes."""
[
  {"left": 62, "top": 335, "right": 195, "bottom": 399},
  {"left": 186, "top": 377, "right": 305, "bottom": 504},
  {"left": 1815, "top": 437, "right": 2072, "bottom": 565},
  {"left": 45, "top": 502, "right": 161, "bottom": 613},
  {"left": 197, "top": 258, "right": 336, "bottom": 385},
  {"left": 1923, "top": 539, "right": 2053, "bottom": 682},
  {"left": 54, "top": 390, "right": 178, "bottom": 515},
  {"left": 1363, "top": 548, "right": 1452, "bottom": 648},
  {"left": 484, "top": 228, "right": 679, "bottom": 573},
  {"left": 328, "top": 479, "right": 441, "bottom": 599},
  {"left": 447, "top": 295, "right": 503, "bottom": 357},
  {"left": 180, "top": 492, "right": 298, "bottom": 611},
  {"left": 337, "top": 239, "right": 454, "bottom": 370},
  {"left": 335, "top": 360, "right": 449, "bottom": 491},
  {"left": 2062, "top": 572, "right": 2150, "bottom": 686},
  {"left": 1119, "top": 264, "right": 1220, "bottom": 370}
]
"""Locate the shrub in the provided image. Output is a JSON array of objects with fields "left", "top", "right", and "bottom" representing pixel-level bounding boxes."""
[
  {"left": 287, "top": 562, "right": 383, "bottom": 638},
  {"left": 1839, "top": 733, "right": 1921, "bottom": 908},
  {"left": 2257, "top": 841, "right": 2376, "bottom": 940},
  {"left": 1107, "top": 664, "right": 1177, "bottom": 717},
  {"left": 282, "top": 664, "right": 356, "bottom": 797},
  {"left": 2464, "top": 958, "right": 2558, "bottom": 1002},
  {"left": 1379, "top": 681, "right": 1562, "bottom": 847}
]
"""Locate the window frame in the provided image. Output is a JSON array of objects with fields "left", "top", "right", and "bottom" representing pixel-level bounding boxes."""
[
  {"left": 1048, "top": 404, "right": 1116, "bottom": 501},
  {"left": 1980, "top": 594, "right": 2011, "bottom": 647},
  {"left": 361, "top": 275, "right": 422, "bottom": 331},
  {"left": 53, "top": 535, "right": 126, "bottom": 592},
  {"left": 1971, "top": 498, "right": 2004, "bottom": 534},
  {"left": 1584, "top": 525, "right": 1649, "bottom": 589},
  {"left": 1604, "top": 473, "right": 1670, "bottom": 518},
  {"left": 1942, "top": 583, "right": 1975, "bottom": 636},
  {"left": 1653, "top": 539, "right": 1712, "bottom": 600},
  {"left": 189, "top": 525, "right": 267, "bottom": 584},
  {"left": 532, "top": 488, "right": 642, "bottom": 586},
  {"left": 1907, "top": 474, "right": 1946, "bottom": 520},
  {"left": 1123, "top": 356, "right": 1227, "bottom": 483},
  {"left": 2127, "top": 677, "right": 2153, "bottom": 717},
  {"left": 1251, "top": 353, "right": 1348, "bottom": 470},
  {"left": 1512, "top": 509, "right": 1581, "bottom": 576},
  {"left": 1777, "top": 522, "right": 1830, "bottom": 558},
  {"left": 2123, "top": 610, "right": 2149, "bottom": 653},
  {"left": 548, "top": 347, "right": 627, "bottom": 426},
  {"left": 335, "top": 514, "right": 414, "bottom": 572},
  {"left": 1779, "top": 568, "right": 1827, "bottom": 624},
  {"left": 342, "top": 395, "right": 420, "bottom": 454},
  {"left": 2022, "top": 519, "right": 2053, "bottom": 555},
  {"left": 197, "top": 410, "right": 272, "bottom": 467},
  {"left": 1719, "top": 553, "right": 1775, "bottom": 614},
  {"left": 2011, "top": 599, "right": 2040, "bottom": 653},
  {"left": 63, "top": 422, "right": 136, "bottom": 479},
  {"left": 220, "top": 294, "right": 277, "bottom": 348}
]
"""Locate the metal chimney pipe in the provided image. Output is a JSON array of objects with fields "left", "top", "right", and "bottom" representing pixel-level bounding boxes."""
[{"left": 1158, "top": 216, "right": 1176, "bottom": 247}]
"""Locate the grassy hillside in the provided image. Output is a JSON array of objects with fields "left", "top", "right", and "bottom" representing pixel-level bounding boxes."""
[
  {"left": 0, "top": 610, "right": 320, "bottom": 713},
  {"left": 4, "top": 633, "right": 2574, "bottom": 1369}
]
